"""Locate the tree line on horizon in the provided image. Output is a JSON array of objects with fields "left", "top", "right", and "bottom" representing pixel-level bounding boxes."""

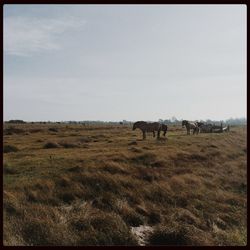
[{"left": 5, "top": 117, "right": 246, "bottom": 126}]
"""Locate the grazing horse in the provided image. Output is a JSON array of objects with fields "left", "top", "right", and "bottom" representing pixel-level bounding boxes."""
[
  {"left": 195, "top": 122, "right": 204, "bottom": 128},
  {"left": 182, "top": 120, "right": 199, "bottom": 135},
  {"left": 152, "top": 124, "right": 168, "bottom": 137},
  {"left": 199, "top": 124, "right": 213, "bottom": 133},
  {"left": 132, "top": 121, "right": 162, "bottom": 140}
]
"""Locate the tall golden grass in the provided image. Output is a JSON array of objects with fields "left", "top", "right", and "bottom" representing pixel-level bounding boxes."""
[{"left": 3, "top": 123, "right": 247, "bottom": 246}]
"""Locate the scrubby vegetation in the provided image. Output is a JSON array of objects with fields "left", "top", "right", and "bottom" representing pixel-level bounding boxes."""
[
  {"left": 3, "top": 145, "right": 19, "bottom": 153},
  {"left": 3, "top": 123, "right": 247, "bottom": 246}
]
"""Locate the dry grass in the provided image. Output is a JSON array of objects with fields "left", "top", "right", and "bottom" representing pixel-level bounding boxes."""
[{"left": 3, "top": 123, "right": 247, "bottom": 246}]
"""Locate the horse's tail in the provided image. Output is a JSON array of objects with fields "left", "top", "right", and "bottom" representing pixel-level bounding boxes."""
[{"left": 162, "top": 124, "right": 168, "bottom": 136}]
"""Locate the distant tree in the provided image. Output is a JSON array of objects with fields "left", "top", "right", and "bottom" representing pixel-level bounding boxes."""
[
  {"left": 7, "top": 119, "right": 26, "bottom": 124},
  {"left": 171, "top": 116, "right": 177, "bottom": 123},
  {"left": 225, "top": 117, "right": 246, "bottom": 125},
  {"left": 163, "top": 119, "right": 171, "bottom": 124}
]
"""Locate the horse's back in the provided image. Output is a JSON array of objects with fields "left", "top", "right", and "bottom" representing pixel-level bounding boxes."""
[
  {"left": 134, "top": 121, "right": 162, "bottom": 132},
  {"left": 161, "top": 124, "right": 168, "bottom": 130},
  {"left": 148, "top": 122, "right": 161, "bottom": 131}
]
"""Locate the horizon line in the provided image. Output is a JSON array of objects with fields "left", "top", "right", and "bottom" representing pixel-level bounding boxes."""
[{"left": 4, "top": 117, "right": 247, "bottom": 123}]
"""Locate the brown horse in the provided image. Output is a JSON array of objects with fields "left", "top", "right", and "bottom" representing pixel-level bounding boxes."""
[
  {"left": 132, "top": 121, "right": 162, "bottom": 140},
  {"left": 151, "top": 124, "right": 168, "bottom": 137}
]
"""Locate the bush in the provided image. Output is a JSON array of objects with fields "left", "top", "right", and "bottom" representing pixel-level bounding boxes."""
[
  {"left": 48, "top": 128, "right": 58, "bottom": 132},
  {"left": 128, "top": 141, "right": 137, "bottom": 146},
  {"left": 59, "top": 141, "right": 80, "bottom": 148},
  {"left": 129, "top": 147, "right": 142, "bottom": 153},
  {"left": 78, "top": 137, "right": 92, "bottom": 143},
  {"left": 59, "top": 192, "right": 75, "bottom": 203},
  {"left": 3, "top": 163, "right": 17, "bottom": 175},
  {"left": 43, "top": 142, "right": 60, "bottom": 149},
  {"left": 4, "top": 127, "right": 25, "bottom": 135},
  {"left": 29, "top": 128, "right": 43, "bottom": 133},
  {"left": 148, "top": 211, "right": 161, "bottom": 225},
  {"left": 122, "top": 211, "right": 144, "bottom": 227},
  {"left": 7, "top": 120, "right": 26, "bottom": 124},
  {"left": 148, "top": 225, "right": 188, "bottom": 246},
  {"left": 3, "top": 145, "right": 19, "bottom": 153}
]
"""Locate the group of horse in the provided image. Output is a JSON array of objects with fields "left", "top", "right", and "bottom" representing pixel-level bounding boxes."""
[{"left": 132, "top": 120, "right": 230, "bottom": 140}]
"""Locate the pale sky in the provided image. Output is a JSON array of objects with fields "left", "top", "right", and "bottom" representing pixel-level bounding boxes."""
[{"left": 4, "top": 4, "right": 246, "bottom": 121}]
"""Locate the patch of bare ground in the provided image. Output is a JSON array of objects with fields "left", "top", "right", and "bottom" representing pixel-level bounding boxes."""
[{"left": 131, "top": 225, "right": 154, "bottom": 245}]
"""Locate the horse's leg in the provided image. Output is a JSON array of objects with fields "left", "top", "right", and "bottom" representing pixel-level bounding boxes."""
[
  {"left": 157, "top": 130, "right": 160, "bottom": 139},
  {"left": 143, "top": 131, "right": 146, "bottom": 140}
]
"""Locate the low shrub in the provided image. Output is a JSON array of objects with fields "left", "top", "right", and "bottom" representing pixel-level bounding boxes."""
[
  {"left": 59, "top": 141, "right": 80, "bottom": 148},
  {"left": 29, "top": 129, "right": 43, "bottom": 133},
  {"left": 3, "top": 145, "right": 19, "bottom": 153},
  {"left": 59, "top": 192, "right": 75, "bottom": 203},
  {"left": 149, "top": 224, "right": 214, "bottom": 246},
  {"left": 148, "top": 211, "right": 161, "bottom": 225},
  {"left": 78, "top": 137, "right": 92, "bottom": 143},
  {"left": 48, "top": 128, "right": 58, "bottom": 132},
  {"left": 129, "top": 147, "right": 142, "bottom": 153},
  {"left": 43, "top": 142, "right": 60, "bottom": 149},
  {"left": 128, "top": 141, "right": 137, "bottom": 146},
  {"left": 148, "top": 225, "right": 189, "bottom": 245},
  {"left": 4, "top": 127, "right": 25, "bottom": 135},
  {"left": 3, "top": 163, "right": 18, "bottom": 175}
]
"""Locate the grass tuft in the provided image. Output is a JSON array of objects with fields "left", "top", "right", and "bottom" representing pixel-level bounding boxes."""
[
  {"left": 43, "top": 142, "right": 60, "bottom": 149},
  {"left": 3, "top": 145, "right": 19, "bottom": 153}
]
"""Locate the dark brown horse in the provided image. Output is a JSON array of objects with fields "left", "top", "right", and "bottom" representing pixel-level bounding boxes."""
[
  {"left": 132, "top": 121, "right": 162, "bottom": 140},
  {"left": 151, "top": 124, "right": 168, "bottom": 137}
]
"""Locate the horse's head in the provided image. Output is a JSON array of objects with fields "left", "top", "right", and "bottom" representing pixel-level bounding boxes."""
[
  {"left": 132, "top": 122, "right": 138, "bottom": 130},
  {"left": 182, "top": 120, "right": 187, "bottom": 128},
  {"left": 198, "top": 122, "right": 204, "bottom": 127}
]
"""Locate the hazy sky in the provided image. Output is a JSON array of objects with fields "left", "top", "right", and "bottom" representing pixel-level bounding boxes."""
[{"left": 4, "top": 5, "right": 246, "bottom": 121}]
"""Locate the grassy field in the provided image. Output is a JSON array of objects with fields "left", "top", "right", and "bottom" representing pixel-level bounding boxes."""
[{"left": 3, "top": 123, "right": 247, "bottom": 246}]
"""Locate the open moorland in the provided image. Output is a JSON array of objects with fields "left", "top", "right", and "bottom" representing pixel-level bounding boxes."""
[{"left": 3, "top": 123, "right": 247, "bottom": 246}]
